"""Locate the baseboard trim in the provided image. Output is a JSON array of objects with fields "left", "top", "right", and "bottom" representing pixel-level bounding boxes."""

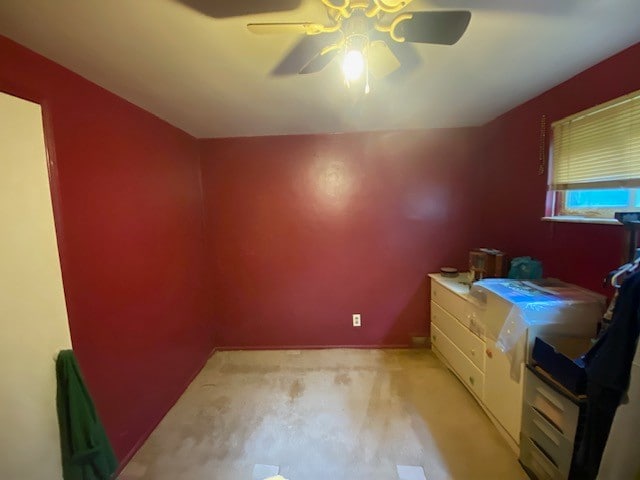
[
  {"left": 215, "top": 344, "right": 413, "bottom": 351},
  {"left": 113, "top": 345, "right": 217, "bottom": 477}
]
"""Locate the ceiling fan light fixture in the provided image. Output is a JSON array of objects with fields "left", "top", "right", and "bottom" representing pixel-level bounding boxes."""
[
  {"left": 341, "top": 29, "right": 370, "bottom": 92},
  {"left": 342, "top": 49, "right": 365, "bottom": 81},
  {"left": 246, "top": 1, "right": 472, "bottom": 94}
]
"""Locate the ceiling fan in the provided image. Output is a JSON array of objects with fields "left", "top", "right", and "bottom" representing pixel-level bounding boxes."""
[{"left": 246, "top": 0, "right": 471, "bottom": 92}]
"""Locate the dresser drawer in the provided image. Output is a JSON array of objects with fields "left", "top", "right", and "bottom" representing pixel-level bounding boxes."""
[
  {"left": 524, "top": 369, "right": 580, "bottom": 440},
  {"left": 431, "top": 301, "right": 485, "bottom": 372},
  {"left": 520, "top": 436, "right": 564, "bottom": 480},
  {"left": 432, "top": 324, "right": 484, "bottom": 399},
  {"left": 522, "top": 404, "right": 573, "bottom": 477},
  {"left": 431, "top": 281, "right": 466, "bottom": 323},
  {"left": 464, "top": 301, "right": 486, "bottom": 338}
]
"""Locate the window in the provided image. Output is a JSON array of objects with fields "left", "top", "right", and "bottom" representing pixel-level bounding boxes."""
[
  {"left": 548, "top": 89, "right": 640, "bottom": 221},
  {"left": 556, "top": 188, "right": 640, "bottom": 218}
]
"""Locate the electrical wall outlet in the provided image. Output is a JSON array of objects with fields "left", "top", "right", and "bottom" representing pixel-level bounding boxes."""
[{"left": 352, "top": 313, "right": 361, "bottom": 327}]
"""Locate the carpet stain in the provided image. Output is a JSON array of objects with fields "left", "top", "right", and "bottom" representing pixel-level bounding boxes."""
[
  {"left": 212, "top": 396, "right": 231, "bottom": 413},
  {"left": 334, "top": 373, "right": 352, "bottom": 385},
  {"left": 220, "top": 363, "right": 281, "bottom": 375},
  {"left": 288, "top": 378, "right": 305, "bottom": 401}
]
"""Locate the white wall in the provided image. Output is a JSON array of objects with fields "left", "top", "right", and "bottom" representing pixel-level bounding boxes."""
[
  {"left": 597, "top": 341, "right": 640, "bottom": 480},
  {"left": 0, "top": 92, "right": 71, "bottom": 480}
]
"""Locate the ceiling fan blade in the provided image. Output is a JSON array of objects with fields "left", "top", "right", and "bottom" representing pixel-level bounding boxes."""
[
  {"left": 271, "top": 33, "right": 342, "bottom": 76},
  {"left": 394, "top": 11, "right": 471, "bottom": 45},
  {"left": 247, "top": 22, "right": 327, "bottom": 35},
  {"left": 368, "top": 40, "right": 401, "bottom": 78},
  {"left": 175, "top": 0, "right": 301, "bottom": 18},
  {"left": 299, "top": 47, "right": 340, "bottom": 74},
  {"left": 370, "top": 30, "right": 421, "bottom": 79}
]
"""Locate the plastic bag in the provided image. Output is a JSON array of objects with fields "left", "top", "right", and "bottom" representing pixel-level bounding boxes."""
[{"left": 508, "top": 256, "right": 543, "bottom": 280}]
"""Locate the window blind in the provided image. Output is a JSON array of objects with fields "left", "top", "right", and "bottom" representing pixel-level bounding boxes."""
[{"left": 550, "top": 89, "right": 640, "bottom": 191}]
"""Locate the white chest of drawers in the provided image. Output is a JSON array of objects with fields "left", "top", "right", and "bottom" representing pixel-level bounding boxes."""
[
  {"left": 520, "top": 366, "right": 584, "bottom": 480},
  {"left": 430, "top": 288, "right": 486, "bottom": 400},
  {"left": 429, "top": 274, "right": 604, "bottom": 452},
  {"left": 429, "top": 273, "right": 522, "bottom": 450},
  {"left": 428, "top": 273, "right": 602, "bottom": 453}
]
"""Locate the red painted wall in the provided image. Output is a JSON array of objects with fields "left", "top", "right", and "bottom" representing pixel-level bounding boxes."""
[
  {"left": 200, "top": 130, "right": 479, "bottom": 348},
  {"left": 3, "top": 25, "right": 636, "bottom": 463},
  {"left": 475, "top": 42, "right": 640, "bottom": 294},
  {"left": 0, "top": 36, "right": 213, "bottom": 460}
]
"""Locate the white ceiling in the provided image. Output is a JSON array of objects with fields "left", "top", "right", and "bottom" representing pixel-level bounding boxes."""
[{"left": 1, "top": 0, "right": 639, "bottom": 138}]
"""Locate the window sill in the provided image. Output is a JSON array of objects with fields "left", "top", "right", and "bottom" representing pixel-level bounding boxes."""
[{"left": 541, "top": 216, "right": 622, "bottom": 226}]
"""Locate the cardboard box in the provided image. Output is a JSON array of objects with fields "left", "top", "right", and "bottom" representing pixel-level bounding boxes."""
[{"left": 532, "top": 335, "right": 594, "bottom": 395}]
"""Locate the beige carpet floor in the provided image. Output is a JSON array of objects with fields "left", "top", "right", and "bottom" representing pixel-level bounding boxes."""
[{"left": 118, "top": 349, "right": 527, "bottom": 480}]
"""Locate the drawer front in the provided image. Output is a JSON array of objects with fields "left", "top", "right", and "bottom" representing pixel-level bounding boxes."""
[
  {"left": 432, "top": 324, "right": 484, "bottom": 400},
  {"left": 524, "top": 370, "right": 580, "bottom": 440},
  {"left": 431, "top": 301, "right": 485, "bottom": 372},
  {"left": 431, "top": 281, "right": 466, "bottom": 323},
  {"left": 464, "top": 301, "right": 486, "bottom": 338},
  {"left": 522, "top": 404, "right": 574, "bottom": 476},
  {"left": 520, "top": 436, "right": 565, "bottom": 480}
]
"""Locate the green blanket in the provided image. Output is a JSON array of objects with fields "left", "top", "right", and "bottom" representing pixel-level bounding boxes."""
[{"left": 56, "top": 350, "right": 117, "bottom": 480}]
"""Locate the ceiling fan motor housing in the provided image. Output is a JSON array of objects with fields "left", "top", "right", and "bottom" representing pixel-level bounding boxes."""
[{"left": 343, "top": 8, "right": 370, "bottom": 55}]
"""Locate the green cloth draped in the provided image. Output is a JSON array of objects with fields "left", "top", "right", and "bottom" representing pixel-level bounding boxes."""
[{"left": 56, "top": 350, "right": 117, "bottom": 480}]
